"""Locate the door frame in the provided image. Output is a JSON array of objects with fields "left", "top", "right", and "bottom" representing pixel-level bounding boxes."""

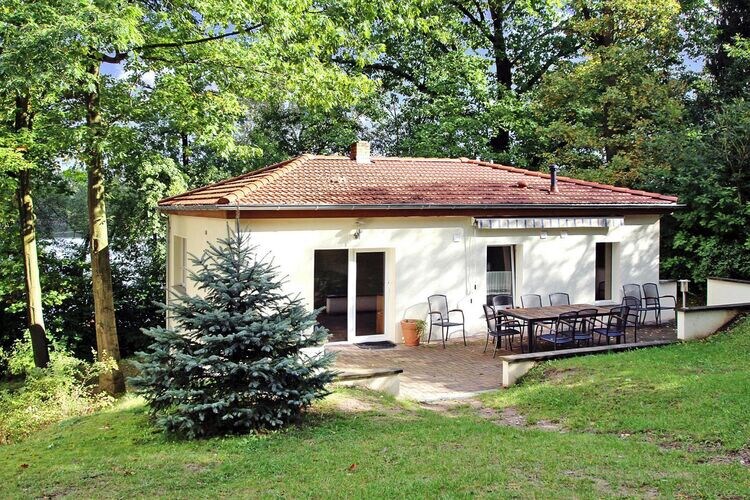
[{"left": 348, "top": 248, "right": 393, "bottom": 344}]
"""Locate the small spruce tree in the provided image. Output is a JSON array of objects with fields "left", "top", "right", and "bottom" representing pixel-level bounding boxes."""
[{"left": 131, "top": 227, "right": 334, "bottom": 438}]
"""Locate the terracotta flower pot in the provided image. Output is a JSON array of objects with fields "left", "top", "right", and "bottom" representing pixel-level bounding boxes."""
[{"left": 401, "top": 319, "right": 421, "bottom": 346}]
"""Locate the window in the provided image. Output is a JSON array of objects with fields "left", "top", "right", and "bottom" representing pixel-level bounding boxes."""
[
  {"left": 172, "top": 236, "right": 187, "bottom": 290},
  {"left": 486, "top": 246, "right": 515, "bottom": 305},
  {"left": 595, "top": 242, "right": 613, "bottom": 300}
]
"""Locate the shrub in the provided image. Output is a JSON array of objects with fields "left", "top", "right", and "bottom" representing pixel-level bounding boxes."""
[
  {"left": 130, "top": 227, "right": 334, "bottom": 439},
  {"left": 0, "top": 334, "right": 114, "bottom": 444}
]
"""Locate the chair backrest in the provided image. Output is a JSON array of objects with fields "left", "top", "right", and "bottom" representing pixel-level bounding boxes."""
[
  {"left": 607, "top": 305, "right": 629, "bottom": 332},
  {"left": 428, "top": 295, "right": 448, "bottom": 316},
  {"left": 621, "top": 296, "right": 640, "bottom": 325},
  {"left": 492, "top": 294, "right": 514, "bottom": 309},
  {"left": 549, "top": 292, "right": 570, "bottom": 306},
  {"left": 483, "top": 304, "right": 497, "bottom": 332},
  {"left": 576, "top": 308, "right": 599, "bottom": 331},
  {"left": 642, "top": 283, "right": 660, "bottom": 305},
  {"left": 622, "top": 283, "right": 642, "bottom": 301},
  {"left": 521, "top": 294, "right": 542, "bottom": 308},
  {"left": 556, "top": 311, "right": 578, "bottom": 334}
]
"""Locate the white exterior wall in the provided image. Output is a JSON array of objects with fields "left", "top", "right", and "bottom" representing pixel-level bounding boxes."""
[
  {"left": 168, "top": 213, "right": 662, "bottom": 343},
  {"left": 707, "top": 278, "right": 750, "bottom": 306}
]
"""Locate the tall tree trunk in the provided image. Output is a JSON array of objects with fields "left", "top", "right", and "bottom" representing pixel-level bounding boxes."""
[
  {"left": 489, "top": 1, "right": 512, "bottom": 154},
  {"left": 181, "top": 132, "right": 190, "bottom": 170},
  {"left": 85, "top": 63, "right": 124, "bottom": 395},
  {"left": 14, "top": 95, "right": 50, "bottom": 368}
]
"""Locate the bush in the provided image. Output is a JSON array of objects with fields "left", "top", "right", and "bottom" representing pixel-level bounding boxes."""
[
  {"left": 0, "top": 334, "right": 113, "bottom": 444},
  {"left": 131, "top": 227, "right": 334, "bottom": 439}
]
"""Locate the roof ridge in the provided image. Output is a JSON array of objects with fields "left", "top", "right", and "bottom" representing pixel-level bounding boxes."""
[
  {"left": 216, "top": 154, "right": 313, "bottom": 205},
  {"left": 304, "top": 154, "right": 463, "bottom": 162},
  {"left": 463, "top": 159, "right": 678, "bottom": 203}
]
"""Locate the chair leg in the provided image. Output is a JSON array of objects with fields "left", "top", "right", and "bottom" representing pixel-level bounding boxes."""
[
  {"left": 492, "top": 337, "right": 499, "bottom": 358},
  {"left": 427, "top": 323, "right": 433, "bottom": 345},
  {"left": 483, "top": 332, "right": 490, "bottom": 353},
  {"left": 462, "top": 323, "right": 466, "bottom": 346},
  {"left": 441, "top": 326, "right": 446, "bottom": 349}
]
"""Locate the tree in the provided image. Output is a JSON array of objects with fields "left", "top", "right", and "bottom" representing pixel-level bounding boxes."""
[
  {"left": 350, "top": 0, "right": 583, "bottom": 158},
  {"left": 708, "top": 0, "right": 750, "bottom": 98},
  {"left": 517, "top": 0, "right": 687, "bottom": 183},
  {"left": 132, "top": 227, "right": 334, "bottom": 438},
  {"left": 4, "top": 0, "right": 377, "bottom": 394},
  {"left": 658, "top": 99, "right": 750, "bottom": 288}
]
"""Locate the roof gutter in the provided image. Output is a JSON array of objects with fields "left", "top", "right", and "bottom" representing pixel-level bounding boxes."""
[{"left": 157, "top": 202, "right": 683, "bottom": 212}]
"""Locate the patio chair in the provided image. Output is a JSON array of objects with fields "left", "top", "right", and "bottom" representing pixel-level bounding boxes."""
[
  {"left": 592, "top": 306, "right": 630, "bottom": 345},
  {"left": 427, "top": 294, "right": 466, "bottom": 348},
  {"left": 536, "top": 311, "right": 577, "bottom": 350},
  {"left": 492, "top": 294, "right": 528, "bottom": 330},
  {"left": 622, "top": 283, "right": 648, "bottom": 324},
  {"left": 521, "top": 294, "right": 543, "bottom": 308},
  {"left": 491, "top": 294, "right": 514, "bottom": 310},
  {"left": 483, "top": 305, "right": 524, "bottom": 357},
  {"left": 573, "top": 308, "right": 599, "bottom": 347},
  {"left": 642, "top": 283, "right": 676, "bottom": 325},
  {"left": 549, "top": 292, "right": 570, "bottom": 306},
  {"left": 621, "top": 296, "right": 640, "bottom": 342}
]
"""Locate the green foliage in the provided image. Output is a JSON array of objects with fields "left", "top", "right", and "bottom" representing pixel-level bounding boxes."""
[
  {"left": 0, "top": 334, "right": 113, "bottom": 444},
  {"left": 660, "top": 99, "right": 750, "bottom": 283},
  {"left": 131, "top": 227, "right": 334, "bottom": 438}
]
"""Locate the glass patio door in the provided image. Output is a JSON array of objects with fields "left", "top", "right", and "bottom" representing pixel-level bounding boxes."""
[{"left": 351, "top": 251, "right": 386, "bottom": 342}]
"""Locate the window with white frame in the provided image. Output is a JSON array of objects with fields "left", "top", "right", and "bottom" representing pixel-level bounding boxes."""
[{"left": 172, "top": 236, "right": 187, "bottom": 291}]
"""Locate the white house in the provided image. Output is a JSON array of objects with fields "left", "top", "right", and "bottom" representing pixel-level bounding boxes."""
[{"left": 158, "top": 141, "right": 679, "bottom": 344}]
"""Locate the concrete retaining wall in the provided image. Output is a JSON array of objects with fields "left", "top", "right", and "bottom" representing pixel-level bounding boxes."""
[{"left": 707, "top": 277, "right": 750, "bottom": 306}]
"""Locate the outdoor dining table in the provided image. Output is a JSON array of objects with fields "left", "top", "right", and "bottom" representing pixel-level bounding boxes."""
[{"left": 503, "top": 304, "right": 613, "bottom": 353}]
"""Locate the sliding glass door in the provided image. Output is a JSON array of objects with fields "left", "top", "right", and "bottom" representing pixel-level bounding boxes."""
[
  {"left": 313, "top": 250, "right": 348, "bottom": 342},
  {"left": 314, "top": 249, "right": 388, "bottom": 343},
  {"left": 354, "top": 251, "right": 385, "bottom": 339}
]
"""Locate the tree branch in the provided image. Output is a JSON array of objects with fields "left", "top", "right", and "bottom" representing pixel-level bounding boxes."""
[
  {"left": 333, "top": 58, "right": 438, "bottom": 97},
  {"left": 450, "top": 1, "right": 495, "bottom": 44},
  {"left": 96, "top": 23, "right": 264, "bottom": 63}
]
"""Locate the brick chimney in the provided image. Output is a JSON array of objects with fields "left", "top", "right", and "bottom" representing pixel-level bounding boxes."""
[{"left": 349, "top": 141, "right": 370, "bottom": 164}]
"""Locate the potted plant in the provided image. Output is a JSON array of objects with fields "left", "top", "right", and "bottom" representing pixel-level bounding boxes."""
[{"left": 401, "top": 319, "right": 425, "bottom": 346}]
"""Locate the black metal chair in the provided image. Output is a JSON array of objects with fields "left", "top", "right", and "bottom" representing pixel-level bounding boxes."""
[
  {"left": 592, "top": 306, "right": 630, "bottom": 344},
  {"left": 483, "top": 305, "right": 524, "bottom": 357},
  {"left": 621, "top": 296, "right": 640, "bottom": 342},
  {"left": 549, "top": 292, "right": 570, "bottom": 306},
  {"left": 642, "top": 283, "right": 676, "bottom": 325},
  {"left": 622, "top": 283, "right": 650, "bottom": 324},
  {"left": 492, "top": 294, "right": 514, "bottom": 310},
  {"left": 521, "top": 294, "right": 543, "bottom": 308},
  {"left": 536, "top": 311, "right": 577, "bottom": 350},
  {"left": 573, "top": 308, "right": 599, "bottom": 346},
  {"left": 427, "top": 294, "right": 466, "bottom": 348}
]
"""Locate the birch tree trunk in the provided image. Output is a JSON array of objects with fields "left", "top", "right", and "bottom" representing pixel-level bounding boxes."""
[
  {"left": 85, "top": 63, "right": 125, "bottom": 395},
  {"left": 15, "top": 95, "right": 50, "bottom": 368}
]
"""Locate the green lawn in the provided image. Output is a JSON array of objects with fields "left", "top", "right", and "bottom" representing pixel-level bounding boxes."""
[
  {"left": 483, "top": 316, "right": 750, "bottom": 450},
  {"left": 1, "top": 321, "right": 749, "bottom": 498}
]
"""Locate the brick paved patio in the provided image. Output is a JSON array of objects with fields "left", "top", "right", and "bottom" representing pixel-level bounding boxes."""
[{"left": 329, "top": 322, "right": 677, "bottom": 402}]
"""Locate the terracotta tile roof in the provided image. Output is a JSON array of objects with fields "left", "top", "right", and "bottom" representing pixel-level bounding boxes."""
[{"left": 158, "top": 155, "right": 678, "bottom": 208}]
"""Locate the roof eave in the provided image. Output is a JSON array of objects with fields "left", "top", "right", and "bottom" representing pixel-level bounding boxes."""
[{"left": 157, "top": 202, "right": 683, "bottom": 212}]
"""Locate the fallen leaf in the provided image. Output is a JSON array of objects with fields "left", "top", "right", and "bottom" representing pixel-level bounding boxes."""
[
  {"left": 346, "top": 463, "right": 357, "bottom": 473},
  {"left": 20, "top": 464, "right": 29, "bottom": 469}
]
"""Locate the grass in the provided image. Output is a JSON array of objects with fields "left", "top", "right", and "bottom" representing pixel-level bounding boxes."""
[
  {"left": 0, "top": 320, "right": 749, "bottom": 498},
  {"left": 483, "top": 317, "right": 750, "bottom": 450}
]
